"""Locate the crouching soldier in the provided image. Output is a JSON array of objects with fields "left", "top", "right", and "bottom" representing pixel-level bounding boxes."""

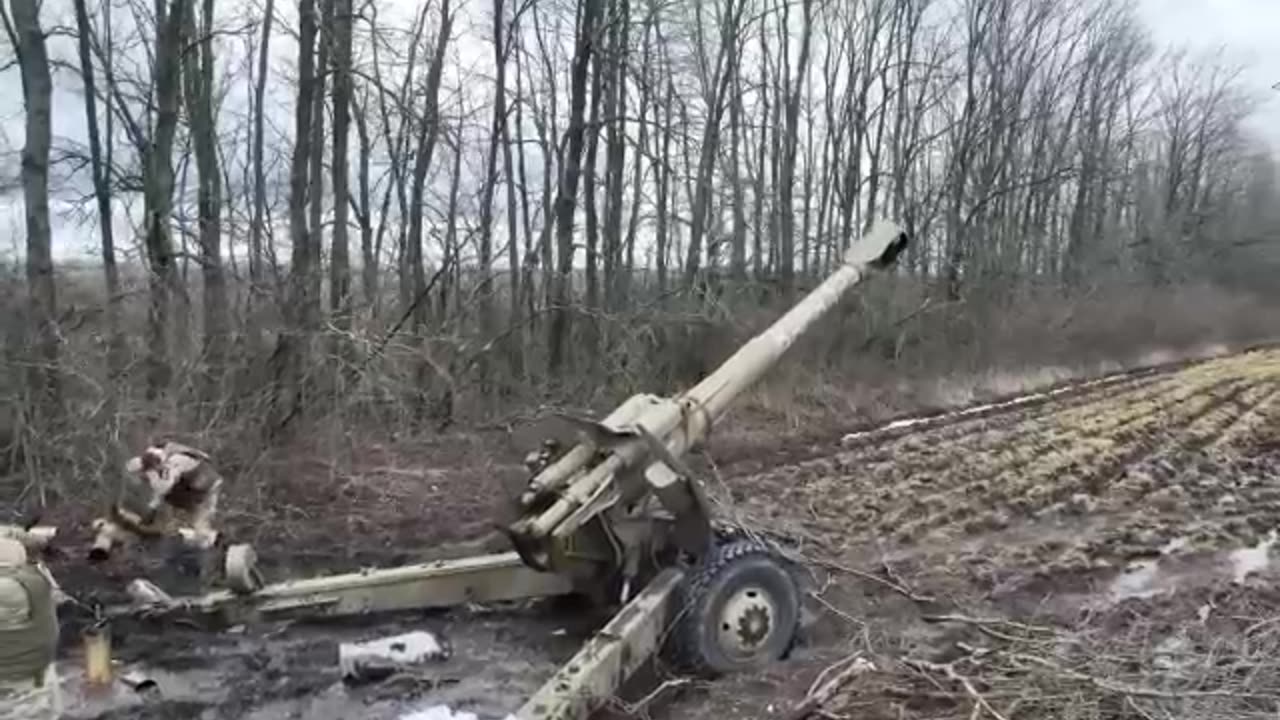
[
  {"left": 90, "top": 442, "right": 224, "bottom": 571},
  {"left": 0, "top": 538, "right": 60, "bottom": 720},
  {"left": 125, "top": 441, "right": 223, "bottom": 548}
]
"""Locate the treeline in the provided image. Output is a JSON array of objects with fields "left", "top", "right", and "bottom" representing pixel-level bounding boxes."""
[{"left": 1, "top": 0, "right": 1278, "bottom": 459}]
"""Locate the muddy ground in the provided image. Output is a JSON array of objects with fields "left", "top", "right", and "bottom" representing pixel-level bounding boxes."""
[{"left": 38, "top": 347, "right": 1280, "bottom": 719}]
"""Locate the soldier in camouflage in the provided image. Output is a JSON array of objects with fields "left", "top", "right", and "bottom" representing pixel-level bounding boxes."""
[
  {"left": 125, "top": 441, "right": 223, "bottom": 545},
  {"left": 91, "top": 440, "right": 225, "bottom": 561},
  {"left": 0, "top": 537, "right": 60, "bottom": 719}
]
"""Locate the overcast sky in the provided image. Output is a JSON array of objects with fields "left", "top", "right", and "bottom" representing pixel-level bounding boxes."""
[
  {"left": 0, "top": 0, "right": 1277, "bottom": 263},
  {"left": 1136, "top": 0, "right": 1280, "bottom": 147}
]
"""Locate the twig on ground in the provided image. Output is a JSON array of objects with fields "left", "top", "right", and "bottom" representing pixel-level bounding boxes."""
[
  {"left": 922, "top": 613, "right": 1058, "bottom": 636},
  {"left": 1006, "top": 651, "right": 1280, "bottom": 701},
  {"left": 608, "top": 677, "right": 695, "bottom": 718},
  {"left": 809, "top": 590, "right": 867, "bottom": 630},
  {"left": 784, "top": 654, "right": 877, "bottom": 720},
  {"left": 904, "top": 658, "right": 1010, "bottom": 720},
  {"left": 815, "top": 557, "right": 935, "bottom": 603}
]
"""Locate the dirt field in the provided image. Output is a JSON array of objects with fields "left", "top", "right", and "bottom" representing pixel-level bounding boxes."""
[{"left": 46, "top": 346, "right": 1280, "bottom": 719}]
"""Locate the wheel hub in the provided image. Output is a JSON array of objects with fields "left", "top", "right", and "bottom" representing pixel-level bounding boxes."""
[{"left": 716, "top": 584, "right": 777, "bottom": 657}]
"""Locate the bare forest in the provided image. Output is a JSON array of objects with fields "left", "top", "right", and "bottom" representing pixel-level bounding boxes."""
[
  {"left": 1, "top": 0, "right": 1279, "bottom": 513},
  {"left": 6, "top": 0, "right": 1280, "bottom": 717}
]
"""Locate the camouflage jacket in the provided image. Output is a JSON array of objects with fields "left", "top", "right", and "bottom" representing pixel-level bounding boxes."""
[{"left": 0, "top": 563, "right": 57, "bottom": 682}]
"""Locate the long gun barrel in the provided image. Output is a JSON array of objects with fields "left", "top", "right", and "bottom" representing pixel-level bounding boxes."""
[
  {"left": 507, "top": 221, "right": 908, "bottom": 573},
  {"left": 659, "top": 219, "right": 908, "bottom": 452}
]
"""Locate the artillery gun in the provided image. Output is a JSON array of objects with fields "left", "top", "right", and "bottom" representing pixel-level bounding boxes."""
[{"left": 103, "top": 221, "right": 908, "bottom": 720}]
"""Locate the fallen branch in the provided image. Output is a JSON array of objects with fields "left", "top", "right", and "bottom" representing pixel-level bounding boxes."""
[
  {"left": 814, "top": 557, "right": 935, "bottom": 603},
  {"left": 784, "top": 655, "right": 877, "bottom": 720},
  {"left": 610, "top": 677, "right": 695, "bottom": 717},
  {"left": 904, "top": 658, "right": 1010, "bottom": 720},
  {"left": 922, "top": 613, "right": 1061, "bottom": 645}
]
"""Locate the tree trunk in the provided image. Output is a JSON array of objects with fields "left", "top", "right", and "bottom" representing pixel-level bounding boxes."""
[
  {"left": 495, "top": 0, "right": 524, "bottom": 380},
  {"left": 274, "top": 0, "right": 317, "bottom": 430},
  {"left": 547, "top": 0, "right": 603, "bottom": 375},
  {"left": 10, "top": 0, "right": 58, "bottom": 411},
  {"left": 71, "top": 0, "right": 122, "bottom": 382},
  {"left": 582, "top": 34, "right": 604, "bottom": 326},
  {"left": 476, "top": 0, "right": 506, "bottom": 387},
  {"left": 182, "top": 0, "right": 228, "bottom": 404},
  {"left": 602, "top": 0, "right": 628, "bottom": 311},
  {"left": 352, "top": 90, "right": 376, "bottom": 315},
  {"left": 250, "top": 0, "right": 274, "bottom": 300},
  {"left": 778, "top": 0, "right": 816, "bottom": 298},
  {"left": 752, "top": 19, "right": 769, "bottom": 282},
  {"left": 142, "top": 0, "right": 187, "bottom": 399},
  {"left": 406, "top": 0, "right": 452, "bottom": 420},
  {"left": 330, "top": 0, "right": 353, "bottom": 336},
  {"left": 682, "top": 0, "right": 742, "bottom": 289},
  {"left": 727, "top": 8, "right": 746, "bottom": 281},
  {"left": 307, "top": 0, "right": 332, "bottom": 321}
]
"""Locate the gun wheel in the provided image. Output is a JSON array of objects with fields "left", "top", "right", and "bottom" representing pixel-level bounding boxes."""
[
  {"left": 672, "top": 538, "right": 800, "bottom": 676},
  {"left": 224, "top": 543, "right": 264, "bottom": 594}
]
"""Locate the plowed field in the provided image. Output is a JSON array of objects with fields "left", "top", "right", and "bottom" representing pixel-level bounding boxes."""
[{"left": 667, "top": 347, "right": 1280, "bottom": 720}]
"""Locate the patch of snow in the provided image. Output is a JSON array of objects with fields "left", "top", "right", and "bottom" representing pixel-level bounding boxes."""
[
  {"left": 841, "top": 369, "right": 1140, "bottom": 444},
  {"left": 339, "top": 630, "right": 449, "bottom": 680},
  {"left": 1152, "top": 635, "right": 1192, "bottom": 673},
  {"left": 1159, "top": 536, "right": 1190, "bottom": 556},
  {"left": 1196, "top": 603, "right": 1213, "bottom": 623},
  {"left": 399, "top": 707, "right": 478, "bottom": 720},
  {"left": 1107, "top": 559, "right": 1167, "bottom": 601},
  {"left": 398, "top": 707, "right": 519, "bottom": 720},
  {"left": 1228, "top": 529, "right": 1277, "bottom": 584}
]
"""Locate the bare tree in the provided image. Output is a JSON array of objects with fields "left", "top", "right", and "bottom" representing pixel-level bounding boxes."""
[
  {"left": 681, "top": 0, "right": 747, "bottom": 289},
  {"left": 602, "top": 0, "right": 629, "bottom": 312},
  {"left": 6, "top": 0, "right": 57, "bottom": 410},
  {"left": 496, "top": 0, "right": 524, "bottom": 379},
  {"left": 330, "top": 0, "right": 354, "bottom": 336},
  {"left": 142, "top": 0, "right": 189, "bottom": 398},
  {"left": 406, "top": 0, "right": 453, "bottom": 334},
  {"left": 307, "top": 0, "right": 332, "bottom": 319},
  {"left": 273, "top": 0, "right": 319, "bottom": 429},
  {"left": 547, "top": 0, "right": 604, "bottom": 375},
  {"left": 250, "top": 0, "right": 275, "bottom": 300},
  {"left": 182, "top": 0, "right": 229, "bottom": 400},
  {"left": 72, "top": 0, "right": 122, "bottom": 381},
  {"left": 476, "top": 0, "right": 508, "bottom": 385}
]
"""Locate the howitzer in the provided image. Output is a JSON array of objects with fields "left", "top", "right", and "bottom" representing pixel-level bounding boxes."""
[{"left": 102, "top": 221, "right": 908, "bottom": 720}]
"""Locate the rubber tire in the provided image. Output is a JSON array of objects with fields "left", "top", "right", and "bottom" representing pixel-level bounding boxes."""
[{"left": 671, "top": 538, "right": 801, "bottom": 676}]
